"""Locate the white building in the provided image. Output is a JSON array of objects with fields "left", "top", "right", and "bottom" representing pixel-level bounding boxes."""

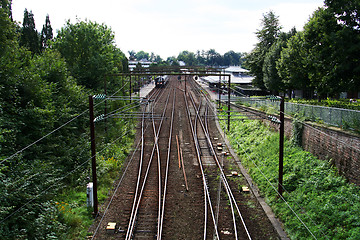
[
  {"left": 128, "top": 59, "right": 153, "bottom": 71},
  {"left": 202, "top": 66, "right": 254, "bottom": 85},
  {"left": 201, "top": 66, "right": 266, "bottom": 96}
]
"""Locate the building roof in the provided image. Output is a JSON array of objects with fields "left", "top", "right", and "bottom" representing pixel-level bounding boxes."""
[
  {"left": 224, "top": 66, "right": 249, "bottom": 73},
  {"left": 128, "top": 60, "right": 153, "bottom": 71},
  {"left": 201, "top": 66, "right": 254, "bottom": 84}
]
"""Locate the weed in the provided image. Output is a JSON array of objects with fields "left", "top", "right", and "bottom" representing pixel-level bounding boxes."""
[{"left": 219, "top": 111, "right": 360, "bottom": 239}]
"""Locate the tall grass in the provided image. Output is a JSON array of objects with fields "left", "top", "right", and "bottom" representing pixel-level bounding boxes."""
[{"left": 220, "top": 113, "right": 360, "bottom": 239}]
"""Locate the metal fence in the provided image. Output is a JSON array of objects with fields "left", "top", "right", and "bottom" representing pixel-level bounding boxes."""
[{"left": 233, "top": 97, "right": 360, "bottom": 129}]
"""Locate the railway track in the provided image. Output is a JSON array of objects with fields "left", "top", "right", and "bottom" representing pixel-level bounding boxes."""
[
  {"left": 90, "top": 76, "right": 280, "bottom": 239},
  {"left": 184, "top": 79, "right": 252, "bottom": 239}
]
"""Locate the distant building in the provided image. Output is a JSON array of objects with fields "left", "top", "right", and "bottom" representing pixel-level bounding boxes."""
[
  {"left": 128, "top": 59, "right": 153, "bottom": 71},
  {"left": 178, "top": 61, "right": 186, "bottom": 66},
  {"left": 201, "top": 66, "right": 266, "bottom": 96}
]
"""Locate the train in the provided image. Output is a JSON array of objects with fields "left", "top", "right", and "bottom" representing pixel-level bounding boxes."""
[{"left": 155, "top": 75, "right": 169, "bottom": 88}]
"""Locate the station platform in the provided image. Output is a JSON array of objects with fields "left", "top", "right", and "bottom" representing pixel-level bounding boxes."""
[{"left": 133, "top": 81, "right": 155, "bottom": 98}]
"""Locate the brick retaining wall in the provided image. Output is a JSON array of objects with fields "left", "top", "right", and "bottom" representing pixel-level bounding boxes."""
[{"left": 235, "top": 104, "right": 360, "bottom": 185}]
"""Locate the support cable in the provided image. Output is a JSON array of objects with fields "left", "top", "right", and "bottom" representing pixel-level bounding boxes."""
[{"left": 0, "top": 81, "right": 131, "bottom": 166}]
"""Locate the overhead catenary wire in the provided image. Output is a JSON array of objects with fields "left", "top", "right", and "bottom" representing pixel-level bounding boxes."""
[
  {"left": 91, "top": 85, "right": 163, "bottom": 239},
  {"left": 1, "top": 82, "right": 134, "bottom": 191},
  {"left": 125, "top": 88, "right": 171, "bottom": 240},
  {"left": 235, "top": 98, "right": 360, "bottom": 153},
  {"left": 188, "top": 91, "right": 248, "bottom": 240},
  {"left": 215, "top": 86, "right": 331, "bottom": 239},
  {"left": 0, "top": 79, "right": 131, "bottom": 166},
  {"left": 183, "top": 90, "right": 220, "bottom": 240},
  {"left": 0, "top": 126, "right": 133, "bottom": 225},
  {"left": 0, "top": 79, "right": 135, "bottom": 223},
  {"left": 233, "top": 135, "right": 322, "bottom": 240},
  {"left": 217, "top": 107, "right": 328, "bottom": 239}
]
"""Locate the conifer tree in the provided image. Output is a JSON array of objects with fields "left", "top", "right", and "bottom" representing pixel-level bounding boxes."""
[
  {"left": 19, "top": 8, "right": 40, "bottom": 53},
  {"left": 40, "top": 14, "right": 53, "bottom": 50}
]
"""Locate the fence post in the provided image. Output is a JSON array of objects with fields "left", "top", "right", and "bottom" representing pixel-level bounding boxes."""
[
  {"left": 227, "top": 75, "right": 231, "bottom": 132},
  {"left": 278, "top": 96, "right": 285, "bottom": 197}
]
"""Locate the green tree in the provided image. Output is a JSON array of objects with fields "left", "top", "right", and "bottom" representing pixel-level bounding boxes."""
[
  {"left": 277, "top": 31, "right": 311, "bottom": 97},
  {"left": 40, "top": 14, "right": 53, "bottom": 50},
  {"left": 0, "top": 48, "right": 88, "bottom": 240},
  {"left": 195, "top": 50, "right": 206, "bottom": 65},
  {"left": 303, "top": 8, "right": 348, "bottom": 98},
  {"left": 19, "top": 9, "right": 40, "bottom": 54},
  {"left": 206, "top": 48, "right": 222, "bottom": 66},
  {"left": 246, "top": 11, "right": 282, "bottom": 90},
  {"left": 54, "top": 20, "right": 127, "bottom": 90},
  {"left": 223, "top": 50, "right": 244, "bottom": 66},
  {"left": 0, "top": 3, "right": 88, "bottom": 237},
  {"left": 166, "top": 56, "right": 179, "bottom": 66},
  {"left": 177, "top": 50, "right": 198, "bottom": 66},
  {"left": 135, "top": 50, "right": 150, "bottom": 61},
  {"left": 0, "top": 0, "right": 12, "bottom": 20},
  {"left": 325, "top": 0, "right": 360, "bottom": 30},
  {"left": 128, "top": 50, "right": 136, "bottom": 60},
  {"left": 324, "top": 0, "right": 360, "bottom": 95},
  {"left": 263, "top": 30, "right": 296, "bottom": 94}
]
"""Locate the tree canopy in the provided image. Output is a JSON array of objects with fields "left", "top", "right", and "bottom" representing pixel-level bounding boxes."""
[
  {"left": 246, "top": 11, "right": 282, "bottom": 90},
  {"left": 129, "top": 49, "right": 245, "bottom": 67},
  {"left": 246, "top": 2, "right": 360, "bottom": 99},
  {"left": 54, "top": 20, "right": 128, "bottom": 89},
  {"left": 40, "top": 14, "right": 53, "bottom": 50},
  {"left": 0, "top": 2, "right": 131, "bottom": 238},
  {"left": 19, "top": 9, "right": 40, "bottom": 54}
]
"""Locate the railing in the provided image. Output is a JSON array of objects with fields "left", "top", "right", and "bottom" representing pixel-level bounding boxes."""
[{"left": 232, "top": 97, "right": 360, "bottom": 130}]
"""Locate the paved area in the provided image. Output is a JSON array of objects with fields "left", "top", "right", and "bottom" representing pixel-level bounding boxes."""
[{"left": 139, "top": 81, "right": 155, "bottom": 98}]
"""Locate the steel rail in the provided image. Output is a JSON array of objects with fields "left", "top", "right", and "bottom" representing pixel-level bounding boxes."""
[
  {"left": 188, "top": 82, "right": 252, "bottom": 240},
  {"left": 153, "top": 95, "right": 163, "bottom": 240},
  {"left": 192, "top": 92, "right": 242, "bottom": 239},
  {"left": 158, "top": 89, "right": 176, "bottom": 239},
  {"left": 147, "top": 77, "right": 170, "bottom": 240},
  {"left": 125, "top": 88, "right": 171, "bottom": 240},
  {"left": 151, "top": 78, "right": 172, "bottom": 240},
  {"left": 191, "top": 89, "right": 210, "bottom": 238},
  {"left": 183, "top": 90, "right": 220, "bottom": 240},
  {"left": 185, "top": 80, "right": 208, "bottom": 238},
  {"left": 124, "top": 84, "right": 163, "bottom": 239},
  {"left": 204, "top": 105, "right": 222, "bottom": 240},
  {"left": 90, "top": 123, "right": 151, "bottom": 239},
  {"left": 124, "top": 100, "right": 147, "bottom": 240},
  {"left": 188, "top": 92, "right": 240, "bottom": 240}
]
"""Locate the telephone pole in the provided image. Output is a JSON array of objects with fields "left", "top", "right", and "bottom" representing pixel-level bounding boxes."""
[{"left": 89, "top": 95, "right": 98, "bottom": 216}]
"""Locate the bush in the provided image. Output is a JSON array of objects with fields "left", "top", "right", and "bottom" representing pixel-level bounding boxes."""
[
  {"left": 220, "top": 113, "right": 360, "bottom": 239},
  {"left": 289, "top": 98, "right": 360, "bottom": 111}
]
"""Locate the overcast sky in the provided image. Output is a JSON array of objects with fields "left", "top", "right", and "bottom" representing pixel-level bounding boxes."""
[{"left": 12, "top": 0, "right": 325, "bottom": 59}]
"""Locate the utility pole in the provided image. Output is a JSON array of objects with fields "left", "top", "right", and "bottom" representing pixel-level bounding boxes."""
[
  {"left": 278, "top": 96, "right": 285, "bottom": 197},
  {"left": 129, "top": 75, "right": 132, "bottom": 103},
  {"left": 185, "top": 75, "right": 187, "bottom": 95},
  {"left": 89, "top": 95, "right": 98, "bottom": 216},
  {"left": 227, "top": 75, "right": 231, "bottom": 132},
  {"left": 104, "top": 76, "right": 108, "bottom": 135},
  {"left": 218, "top": 75, "right": 221, "bottom": 109}
]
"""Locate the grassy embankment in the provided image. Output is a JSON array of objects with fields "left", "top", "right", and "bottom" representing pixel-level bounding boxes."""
[{"left": 220, "top": 110, "right": 360, "bottom": 239}]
